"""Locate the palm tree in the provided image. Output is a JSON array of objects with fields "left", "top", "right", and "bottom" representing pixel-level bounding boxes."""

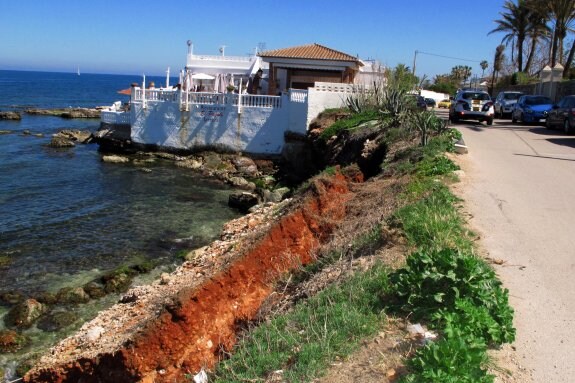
[
  {"left": 528, "top": 0, "right": 575, "bottom": 73},
  {"left": 491, "top": 45, "right": 506, "bottom": 89},
  {"left": 523, "top": 5, "right": 551, "bottom": 74},
  {"left": 490, "top": 0, "right": 531, "bottom": 72},
  {"left": 480, "top": 60, "right": 489, "bottom": 79}
]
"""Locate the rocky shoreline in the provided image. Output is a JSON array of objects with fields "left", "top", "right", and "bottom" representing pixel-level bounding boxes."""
[
  {"left": 24, "top": 169, "right": 360, "bottom": 382},
  {"left": 24, "top": 107, "right": 101, "bottom": 119},
  {"left": 0, "top": 108, "right": 101, "bottom": 121}
]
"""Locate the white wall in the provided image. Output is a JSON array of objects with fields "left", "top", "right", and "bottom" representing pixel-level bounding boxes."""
[
  {"left": 131, "top": 94, "right": 294, "bottom": 154},
  {"left": 306, "top": 83, "right": 352, "bottom": 127}
]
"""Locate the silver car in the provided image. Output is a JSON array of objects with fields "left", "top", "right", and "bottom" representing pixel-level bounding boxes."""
[{"left": 494, "top": 91, "right": 523, "bottom": 118}]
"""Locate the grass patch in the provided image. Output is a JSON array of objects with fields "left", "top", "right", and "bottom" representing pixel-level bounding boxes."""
[
  {"left": 319, "top": 109, "right": 379, "bottom": 141},
  {"left": 393, "top": 179, "right": 472, "bottom": 253},
  {"left": 212, "top": 264, "right": 390, "bottom": 382}
]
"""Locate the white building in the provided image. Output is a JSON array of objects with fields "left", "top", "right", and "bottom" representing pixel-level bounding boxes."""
[{"left": 101, "top": 43, "right": 383, "bottom": 155}]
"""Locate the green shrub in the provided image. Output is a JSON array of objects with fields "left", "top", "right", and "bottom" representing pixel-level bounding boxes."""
[
  {"left": 409, "top": 110, "right": 447, "bottom": 146},
  {"left": 319, "top": 109, "right": 379, "bottom": 141},
  {"left": 416, "top": 155, "right": 460, "bottom": 176},
  {"left": 387, "top": 249, "right": 514, "bottom": 340},
  {"left": 401, "top": 330, "right": 493, "bottom": 383},
  {"left": 434, "top": 297, "right": 515, "bottom": 346}
]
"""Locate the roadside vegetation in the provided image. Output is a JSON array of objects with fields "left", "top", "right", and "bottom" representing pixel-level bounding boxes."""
[{"left": 204, "top": 67, "right": 515, "bottom": 383}]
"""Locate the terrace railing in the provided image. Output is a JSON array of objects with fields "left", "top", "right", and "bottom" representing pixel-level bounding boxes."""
[{"left": 101, "top": 110, "right": 130, "bottom": 124}]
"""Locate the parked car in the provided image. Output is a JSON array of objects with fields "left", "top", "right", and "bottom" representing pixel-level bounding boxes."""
[
  {"left": 545, "top": 95, "right": 575, "bottom": 133},
  {"left": 424, "top": 98, "right": 436, "bottom": 108},
  {"left": 511, "top": 95, "right": 553, "bottom": 124},
  {"left": 494, "top": 91, "right": 523, "bottom": 118},
  {"left": 406, "top": 94, "right": 427, "bottom": 111},
  {"left": 449, "top": 89, "right": 494, "bottom": 125},
  {"left": 438, "top": 99, "right": 451, "bottom": 108}
]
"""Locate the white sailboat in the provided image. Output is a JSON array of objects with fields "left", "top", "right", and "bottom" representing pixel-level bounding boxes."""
[{"left": 77, "top": 66, "right": 80, "bottom": 76}]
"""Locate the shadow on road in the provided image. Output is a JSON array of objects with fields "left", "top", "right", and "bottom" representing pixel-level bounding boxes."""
[
  {"left": 545, "top": 137, "right": 575, "bottom": 149},
  {"left": 524, "top": 127, "right": 575, "bottom": 148}
]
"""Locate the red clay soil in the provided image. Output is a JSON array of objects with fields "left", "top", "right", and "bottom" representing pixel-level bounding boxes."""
[{"left": 25, "top": 172, "right": 360, "bottom": 383}]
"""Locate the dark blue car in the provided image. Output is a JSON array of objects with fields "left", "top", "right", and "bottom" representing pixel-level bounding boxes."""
[{"left": 511, "top": 95, "right": 553, "bottom": 124}]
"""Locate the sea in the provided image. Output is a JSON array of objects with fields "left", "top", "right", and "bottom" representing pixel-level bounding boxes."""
[{"left": 0, "top": 70, "right": 242, "bottom": 377}]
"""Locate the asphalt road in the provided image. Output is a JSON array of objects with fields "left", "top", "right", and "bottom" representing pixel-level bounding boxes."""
[{"left": 440, "top": 110, "right": 575, "bottom": 382}]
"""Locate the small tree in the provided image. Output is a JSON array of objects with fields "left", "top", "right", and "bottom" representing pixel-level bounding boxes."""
[{"left": 480, "top": 60, "right": 489, "bottom": 79}]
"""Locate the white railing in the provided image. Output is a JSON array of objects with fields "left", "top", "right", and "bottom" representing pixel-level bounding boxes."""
[
  {"left": 188, "top": 54, "right": 253, "bottom": 62},
  {"left": 233, "top": 94, "right": 282, "bottom": 108},
  {"left": 290, "top": 89, "right": 308, "bottom": 103},
  {"left": 101, "top": 110, "right": 130, "bottom": 124},
  {"left": 134, "top": 89, "right": 178, "bottom": 102},
  {"left": 132, "top": 87, "right": 283, "bottom": 109}
]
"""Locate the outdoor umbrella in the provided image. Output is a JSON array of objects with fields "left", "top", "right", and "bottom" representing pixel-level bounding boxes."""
[{"left": 214, "top": 73, "right": 229, "bottom": 93}]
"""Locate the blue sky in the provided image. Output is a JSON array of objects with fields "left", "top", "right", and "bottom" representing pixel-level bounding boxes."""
[{"left": 0, "top": 0, "right": 509, "bottom": 80}]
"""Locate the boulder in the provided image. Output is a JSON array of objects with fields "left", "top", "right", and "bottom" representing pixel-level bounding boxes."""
[
  {"left": 47, "top": 136, "right": 75, "bottom": 148},
  {"left": 57, "top": 129, "right": 93, "bottom": 143},
  {"left": 4, "top": 298, "right": 47, "bottom": 328},
  {"left": 203, "top": 152, "right": 224, "bottom": 171},
  {"left": 228, "top": 192, "right": 259, "bottom": 213},
  {"left": 0, "top": 111, "right": 21, "bottom": 120},
  {"left": 175, "top": 158, "right": 203, "bottom": 170},
  {"left": 0, "top": 329, "right": 30, "bottom": 353},
  {"left": 61, "top": 109, "right": 100, "bottom": 119},
  {"left": 56, "top": 286, "right": 90, "bottom": 304},
  {"left": 34, "top": 291, "right": 58, "bottom": 305},
  {"left": 232, "top": 156, "right": 259, "bottom": 176},
  {"left": 262, "top": 187, "right": 291, "bottom": 203},
  {"left": 228, "top": 176, "right": 255, "bottom": 190},
  {"left": 102, "top": 154, "right": 130, "bottom": 163},
  {"left": 103, "top": 273, "right": 133, "bottom": 294},
  {"left": 36, "top": 311, "right": 78, "bottom": 332},
  {"left": 83, "top": 281, "right": 106, "bottom": 299},
  {"left": 0, "top": 291, "right": 25, "bottom": 305},
  {"left": 153, "top": 152, "right": 185, "bottom": 161}
]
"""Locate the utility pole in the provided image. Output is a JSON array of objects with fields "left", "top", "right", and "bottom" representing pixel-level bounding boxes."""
[{"left": 413, "top": 50, "right": 418, "bottom": 76}]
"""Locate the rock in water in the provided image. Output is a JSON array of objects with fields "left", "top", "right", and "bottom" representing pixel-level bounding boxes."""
[
  {"left": 56, "top": 286, "right": 90, "bottom": 304},
  {"left": 228, "top": 192, "right": 259, "bottom": 213},
  {"left": 102, "top": 154, "right": 130, "bottom": 163},
  {"left": 0, "top": 111, "right": 21, "bottom": 120},
  {"left": 37, "top": 311, "right": 78, "bottom": 332},
  {"left": 4, "top": 299, "right": 47, "bottom": 328},
  {"left": 0, "top": 329, "right": 30, "bottom": 353},
  {"left": 47, "top": 136, "right": 75, "bottom": 148}
]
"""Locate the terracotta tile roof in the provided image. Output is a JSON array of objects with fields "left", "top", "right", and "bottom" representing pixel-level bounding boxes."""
[{"left": 259, "top": 43, "right": 359, "bottom": 62}]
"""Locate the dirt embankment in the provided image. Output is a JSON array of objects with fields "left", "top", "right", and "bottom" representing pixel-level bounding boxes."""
[{"left": 25, "top": 169, "right": 362, "bottom": 383}]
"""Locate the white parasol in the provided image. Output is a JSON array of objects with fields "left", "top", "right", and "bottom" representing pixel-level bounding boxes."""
[
  {"left": 191, "top": 73, "right": 215, "bottom": 80},
  {"left": 214, "top": 73, "right": 229, "bottom": 93}
]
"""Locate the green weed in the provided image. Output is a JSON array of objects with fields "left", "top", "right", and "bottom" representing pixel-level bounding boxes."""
[
  {"left": 319, "top": 109, "right": 380, "bottom": 141},
  {"left": 212, "top": 264, "right": 390, "bottom": 382},
  {"left": 401, "top": 330, "right": 493, "bottom": 383}
]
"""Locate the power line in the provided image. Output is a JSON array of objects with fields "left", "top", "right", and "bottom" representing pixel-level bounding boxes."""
[{"left": 417, "top": 50, "right": 482, "bottom": 63}]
